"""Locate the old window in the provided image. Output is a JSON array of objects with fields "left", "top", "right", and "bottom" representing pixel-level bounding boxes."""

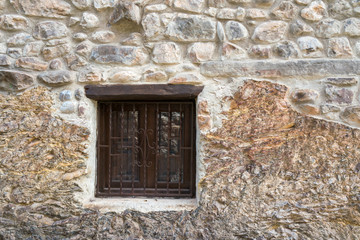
[{"left": 85, "top": 84, "right": 203, "bottom": 198}]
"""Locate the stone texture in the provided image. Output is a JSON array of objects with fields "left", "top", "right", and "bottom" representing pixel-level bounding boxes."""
[
  {"left": 344, "top": 18, "right": 360, "bottom": 36},
  {"left": 225, "top": 21, "right": 249, "bottom": 41},
  {"left": 271, "top": 1, "right": 298, "bottom": 20},
  {"left": 108, "top": 2, "right": 141, "bottom": 25},
  {"left": 222, "top": 42, "right": 247, "bottom": 60},
  {"left": 173, "top": 0, "right": 205, "bottom": 13},
  {"left": 71, "top": 0, "right": 91, "bottom": 10},
  {"left": 121, "top": 33, "right": 142, "bottom": 46},
  {"left": 273, "top": 41, "right": 299, "bottom": 59},
  {"left": 109, "top": 70, "right": 141, "bottom": 82},
  {"left": 165, "top": 14, "right": 217, "bottom": 41},
  {"left": 325, "top": 77, "right": 358, "bottom": 86},
  {"left": 246, "top": 8, "right": 268, "bottom": 19},
  {"left": 315, "top": 18, "right": 342, "bottom": 38},
  {"left": 217, "top": 22, "right": 225, "bottom": 42},
  {"left": 15, "top": 57, "right": 48, "bottom": 71},
  {"left": 23, "top": 42, "right": 44, "bottom": 57},
  {"left": 78, "top": 68, "right": 103, "bottom": 83},
  {"left": 152, "top": 42, "right": 181, "bottom": 64},
  {"left": 297, "top": 36, "right": 324, "bottom": 58},
  {"left": 42, "top": 43, "right": 71, "bottom": 61},
  {"left": 60, "top": 101, "right": 76, "bottom": 113},
  {"left": 143, "top": 69, "right": 167, "bottom": 82},
  {"left": 7, "top": 33, "right": 33, "bottom": 47},
  {"left": 340, "top": 106, "right": 360, "bottom": 124},
  {"left": 94, "top": 0, "right": 116, "bottom": 10},
  {"left": 73, "top": 32, "right": 88, "bottom": 42},
  {"left": 80, "top": 12, "right": 100, "bottom": 28},
  {"left": 90, "top": 45, "right": 148, "bottom": 65},
  {"left": 168, "top": 73, "right": 201, "bottom": 85},
  {"left": 91, "top": 31, "right": 115, "bottom": 43},
  {"left": 298, "top": 104, "right": 321, "bottom": 115},
  {"left": 142, "top": 13, "right": 163, "bottom": 40},
  {"left": 329, "top": 0, "right": 353, "bottom": 20},
  {"left": 0, "top": 70, "right": 34, "bottom": 91},
  {"left": 10, "top": 0, "right": 71, "bottom": 18},
  {"left": 7, "top": 48, "right": 22, "bottom": 58},
  {"left": 216, "top": 8, "right": 237, "bottom": 20},
  {"left": 320, "top": 104, "right": 341, "bottom": 114},
  {"left": 0, "top": 15, "right": 28, "bottom": 31},
  {"left": 328, "top": 37, "right": 353, "bottom": 58},
  {"left": 68, "top": 17, "right": 80, "bottom": 27},
  {"left": 290, "top": 20, "right": 314, "bottom": 36},
  {"left": 0, "top": 54, "right": 11, "bottom": 66},
  {"left": 144, "top": 4, "right": 168, "bottom": 13},
  {"left": 254, "top": 0, "right": 274, "bottom": 6},
  {"left": 59, "top": 90, "right": 72, "bottom": 102},
  {"left": 64, "top": 53, "right": 88, "bottom": 70},
  {"left": 33, "top": 21, "right": 68, "bottom": 40},
  {"left": 248, "top": 45, "right": 272, "bottom": 59},
  {"left": 290, "top": 89, "right": 319, "bottom": 103},
  {"left": 49, "top": 59, "right": 63, "bottom": 70},
  {"left": 252, "top": 21, "right": 287, "bottom": 43},
  {"left": 38, "top": 71, "right": 75, "bottom": 86},
  {"left": 75, "top": 40, "right": 93, "bottom": 58},
  {"left": 325, "top": 85, "right": 354, "bottom": 105},
  {"left": 187, "top": 42, "right": 215, "bottom": 63},
  {"left": 301, "top": 0, "right": 327, "bottom": 21},
  {"left": 201, "top": 59, "right": 360, "bottom": 78}
]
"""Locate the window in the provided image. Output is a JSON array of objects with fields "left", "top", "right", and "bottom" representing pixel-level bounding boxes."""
[{"left": 85, "top": 84, "right": 203, "bottom": 198}]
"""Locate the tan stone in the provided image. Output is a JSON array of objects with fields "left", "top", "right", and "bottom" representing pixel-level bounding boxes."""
[
  {"left": 328, "top": 37, "right": 353, "bottom": 58},
  {"left": 222, "top": 42, "right": 247, "bottom": 60},
  {"left": 152, "top": 42, "right": 181, "bottom": 64},
  {"left": 143, "top": 70, "right": 168, "bottom": 82},
  {"left": 301, "top": 0, "right": 327, "bottom": 21},
  {"left": 0, "top": 15, "right": 28, "bottom": 31},
  {"left": 91, "top": 31, "right": 115, "bottom": 43},
  {"left": 78, "top": 68, "right": 103, "bottom": 83},
  {"left": 252, "top": 21, "right": 287, "bottom": 43},
  {"left": 10, "top": 0, "right": 71, "bottom": 18},
  {"left": 246, "top": 9, "right": 268, "bottom": 19},
  {"left": 42, "top": 44, "right": 71, "bottom": 61},
  {"left": 168, "top": 73, "right": 202, "bottom": 85},
  {"left": 187, "top": 42, "right": 215, "bottom": 63},
  {"left": 109, "top": 71, "right": 141, "bottom": 83},
  {"left": 173, "top": 0, "right": 205, "bottom": 13},
  {"left": 290, "top": 89, "right": 319, "bottom": 103},
  {"left": 15, "top": 57, "right": 48, "bottom": 71}
]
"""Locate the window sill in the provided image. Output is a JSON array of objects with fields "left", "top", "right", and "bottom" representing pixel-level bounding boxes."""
[{"left": 83, "top": 197, "right": 197, "bottom": 213}]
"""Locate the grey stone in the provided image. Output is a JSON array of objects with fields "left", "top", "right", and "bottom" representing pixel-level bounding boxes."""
[
  {"left": 217, "top": 22, "right": 226, "bottom": 42},
  {"left": 235, "top": 7, "right": 246, "bottom": 21},
  {"left": 344, "top": 18, "right": 360, "bottom": 37},
  {"left": 246, "top": 9, "right": 268, "bottom": 19},
  {"left": 144, "top": 4, "right": 168, "bottom": 13},
  {"left": 208, "top": 0, "right": 227, "bottom": 7},
  {"left": 173, "top": 0, "right": 205, "bottom": 13},
  {"left": 301, "top": 0, "right": 327, "bottom": 21},
  {"left": 142, "top": 13, "right": 163, "bottom": 40},
  {"left": 290, "top": 20, "right": 314, "bottom": 36},
  {"left": 49, "top": 59, "right": 62, "bottom": 70},
  {"left": 325, "top": 77, "right": 357, "bottom": 86},
  {"left": 217, "top": 8, "right": 237, "bottom": 20},
  {"left": 222, "top": 42, "right": 247, "bottom": 60},
  {"left": 248, "top": 45, "right": 272, "bottom": 59},
  {"left": 325, "top": 85, "right": 354, "bottom": 105},
  {"left": 0, "top": 70, "right": 34, "bottom": 91},
  {"left": 42, "top": 44, "right": 71, "bottom": 61},
  {"left": 165, "top": 14, "right": 217, "bottom": 42},
  {"left": 80, "top": 12, "right": 100, "bottom": 28},
  {"left": 7, "top": 48, "right": 22, "bottom": 58},
  {"left": 328, "top": 37, "right": 353, "bottom": 58},
  {"left": 46, "top": 39, "right": 68, "bottom": 47},
  {"left": 23, "top": 42, "right": 43, "bottom": 57},
  {"left": 75, "top": 89, "right": 82, "bottom": 100},
  {"left": 108, "top": 2, "right": 141, "bottom": 25},
  {"left": 71, "top": 0, "right": 91, "bottom": 10},
  {"left": 252, "top": 21, "right": 287, "bottom": 43},
  {"left": 72, "top": 33, "right": 88, "bottom": 42},
  {"left": 121, "top": 33, "right": 142, "bottom": 46},
  {"left": 341, "top": 106, "right": 360, "bottom": 124},
  {"left": 68, "top": 17, "right": 80, "bottom": 27},
  {"left": 0, "top": 15, "right": 28, "bottom": 31},
  {"left": 91, "top": 31, "right": 115, "bottom": 43},
  {"left": 15, "top": 57, "right": 48, "bottom": 71},
  {"left": 9, "top": 0, "right": 71, "bottom": 18},
  {"left": 0, "top": 54, "right": 11, "bottom": 66},
  {"left": 225, "top": 21, "right": 249, "bottom": 41},
  {"left": 60, "top": 101, "right": 76, "bottom": 114},
  {"left": 75, "top": 40, "right": 93, "bottom": 58},
  {"left": 273, "top": 41, "right": 299, "bottom": 59},
  {"left": 38, "top": 70, "right": 74, "bottom": 86},
  {"left": 315, "top": 18, "right": 342, "bottom": 38},
  {"left": 90, "top": 45, "right": 149, "bottom": 65},
  {"left": 33, "top": 21, "right": 68, "bottom": 40},
  {"left": 64, "top": 53, "right": 88, "bottom": 70},
  {"left": 59, "top": 90, "right": 72, "bottom": 102},
  {"left": 320, "top": 104, "right": 341, "bottom": 114},
  {"left": 94, "top": 0, "right": 116, "bottom": 10},
  {"left": 200, "top": 59, "right": 360, "bottom": 78},
  {"left": 352, "top": 0, "right": 360, "bottom": 7},
  {"left": 271, "top": 1, "right": 298, "bottom": 20},
  {"left": 329, "top": 0, "right": 353, "bottom": 20},
  {"left": 7, "top": 33, "right": 33, "bottom": 47},
  {"left": 152, "top": 42, "right": 181, "bottom": 64},
  {"left": 297, "top": 36, "right": 324, "bottom": 58},
  {"left": 290, "top": 89, "right": 319, "bottom": 103},
  {"left": 187, "top": 42, "right": 215, "bottom": 63}
]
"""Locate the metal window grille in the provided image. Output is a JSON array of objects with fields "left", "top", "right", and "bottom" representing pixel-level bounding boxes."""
[{"left": 96, "top": 101, "right": 196, "bottom": 198}]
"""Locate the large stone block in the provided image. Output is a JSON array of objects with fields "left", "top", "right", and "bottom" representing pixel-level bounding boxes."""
[
  {"left": 200, "top": 59, "right": 360, "bottom": 78},
  {"left": 252, "top": 21, "right": 287, "bottom": 43},
  {"left": 37, "top": 70, "right": 75, "bottom": 86},
  {"left": 33, "top": 21, "right": 68, "bottom": 40},
  {"left": 15, "top": 57, "right": 48, "bottom": 71},
  {"left": 10, "top": 0, "right": 71, "bottom": 18},
  {"left": 165, "top": 14, "right": 217, "bottom": 42},
  {"left": 90, "top": 45, "right": 148, "bottom": 65},
  {"left": 0, "top": 70, "right": 34, "bottom": 91}
]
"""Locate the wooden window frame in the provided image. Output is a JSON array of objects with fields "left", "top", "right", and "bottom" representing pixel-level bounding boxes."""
[{"left": 85, "top": 84, "right": 204, "bottom": 198}]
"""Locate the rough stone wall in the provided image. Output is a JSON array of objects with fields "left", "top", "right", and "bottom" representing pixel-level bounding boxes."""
[{"left": 1, "top": 0, "right": 360, "bottom": 239}]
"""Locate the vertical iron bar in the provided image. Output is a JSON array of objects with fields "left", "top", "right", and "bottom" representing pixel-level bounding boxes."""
[
  {"left": 108, "top": 103, "right": 112, "bottom": 194},
  {"left": 178, "top": 104, "right": 182, "bottom": 194},
  {"left": 96, "top": 103, "right": 100, "bottom": 195},
  {"left": 144, "top": 104, "right": 147, "bottom": 193},
  {"left": 132, "top": 104, "right": 135, "bottom": 194},
  {"left": 190, "top": 103, "right": 194, "bottom": 196},
  {"left": 167, "top": 104, "right": 171, "bottom": 193},
  {"left": 155, "top": 103, "right": 159, "bottom": 194},
  {"left": 120, "top": 104, "right": 124, "bottom": 194}
]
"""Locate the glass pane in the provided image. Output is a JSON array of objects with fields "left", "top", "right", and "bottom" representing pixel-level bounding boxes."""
[
  {"left": 171, "top": 112, "right": 181, "bottom": 137},
  {"left": 169, "top": 157, "right": 181, "bottom": 183},
  {"left": 157, "top": 148, "right": 168, "bottom": 182},
  {"left": 159, "top": 112, "right": 169, "bottom": 147}
]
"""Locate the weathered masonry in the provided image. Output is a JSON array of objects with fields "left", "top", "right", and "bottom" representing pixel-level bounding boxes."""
[{"left": 0, "top": 0, "right": 360, "bottom": 239}]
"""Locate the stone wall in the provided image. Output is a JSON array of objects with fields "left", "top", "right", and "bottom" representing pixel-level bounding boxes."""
[{"left": 1, "top": 0, "right": 360, "bottom": 239}]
